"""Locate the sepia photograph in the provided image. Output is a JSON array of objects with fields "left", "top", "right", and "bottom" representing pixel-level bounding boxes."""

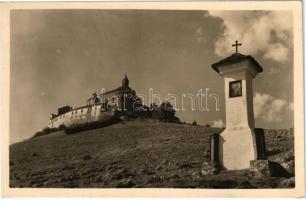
[{"left": 1, "top": 1, "right": 304, "bottom": 197}]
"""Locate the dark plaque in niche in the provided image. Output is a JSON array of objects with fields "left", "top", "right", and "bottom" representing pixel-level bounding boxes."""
[{"left": 229, "top": 80, "right": 242, "bottom": 98}]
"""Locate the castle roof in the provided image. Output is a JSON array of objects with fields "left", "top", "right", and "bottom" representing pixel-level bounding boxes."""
[
  {"left": 211, "top": 53, "right": 263, "bottom": 73},
  {"left": 71, "top": 105, "right": 91, "bottom": 111}
]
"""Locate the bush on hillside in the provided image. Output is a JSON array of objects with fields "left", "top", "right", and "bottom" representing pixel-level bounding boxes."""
[
  {"left": 123, "top": 95, "right": 180, "bottom": 123},
  {"left": 32, "top": 131, "right": 43, "bottom": 138},
  {"left": 152, "top": 101, "right": 180, "bottom": 123},
  {"left": 32, "top": 127, "right": 58, "bottom": 138},
  {"left": 58, "top": 125, "right": 66, "bottom": 131}
]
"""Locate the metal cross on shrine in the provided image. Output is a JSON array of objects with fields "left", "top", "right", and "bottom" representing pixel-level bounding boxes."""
[{"left": 232, "top": 40, "right": 242, "bottom": 53}]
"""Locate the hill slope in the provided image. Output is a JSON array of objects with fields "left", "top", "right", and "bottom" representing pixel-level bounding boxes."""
[{"left": 9, "top": 120, "right": 294, "bottom": 188}]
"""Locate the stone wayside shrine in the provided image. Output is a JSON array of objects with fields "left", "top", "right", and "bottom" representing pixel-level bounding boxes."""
[{"left": 206, "top": 41, "right": 272, "bottom": 175}]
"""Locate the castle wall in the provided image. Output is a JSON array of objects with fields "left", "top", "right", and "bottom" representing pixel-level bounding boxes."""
[{"left": 48, "top": 105, "right": 114, "bottom": 129}]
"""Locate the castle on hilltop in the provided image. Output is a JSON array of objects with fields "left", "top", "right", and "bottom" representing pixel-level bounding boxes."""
[{"left": 48, "top": 75, "right": 136, "bottom": 129}]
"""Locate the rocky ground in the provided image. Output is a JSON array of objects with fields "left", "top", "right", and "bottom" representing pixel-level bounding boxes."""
[{"left": 9, "top": 120, "right": 294, "bottom": 188}]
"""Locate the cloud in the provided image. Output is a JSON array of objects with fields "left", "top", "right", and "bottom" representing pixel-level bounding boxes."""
[
  {"left": 253, "top": 92, "right": 293, "bottom": 122},
  {"left": 264, "top": 43, "right": 289, "bottom": 62},
  {"left": 212, "top": 119, "right": 225, "bottom": 128},
  {"left": 193, "top": 26, "right": 207, "bottom": 43},
  {"left": 207, "top": 11, "right": 292, "bottom": 62}
]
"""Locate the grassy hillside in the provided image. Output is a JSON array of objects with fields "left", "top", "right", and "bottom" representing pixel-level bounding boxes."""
[{"left": 9, "top": 120, "right": 294, "bottom": 188}]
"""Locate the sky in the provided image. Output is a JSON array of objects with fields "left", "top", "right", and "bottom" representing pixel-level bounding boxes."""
[{"left": 10, "top": 10, "right": 293, "bottom": 144}]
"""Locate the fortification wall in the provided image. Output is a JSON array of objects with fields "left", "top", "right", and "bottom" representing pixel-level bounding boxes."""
[{"left": 48, "top": 105, "right": 114, "bottom": 128}]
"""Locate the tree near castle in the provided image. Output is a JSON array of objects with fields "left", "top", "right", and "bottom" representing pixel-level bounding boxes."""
[{"left": 151, "top": 101, "right": 179, "bottom": 122}]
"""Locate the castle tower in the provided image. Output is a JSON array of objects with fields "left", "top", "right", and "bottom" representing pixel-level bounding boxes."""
[
  {"left": 211, "top": 41, "right": 264, "bottom": 170},
  {"left": 122, "top": 74, "right": 129, "bottom": 88}
]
